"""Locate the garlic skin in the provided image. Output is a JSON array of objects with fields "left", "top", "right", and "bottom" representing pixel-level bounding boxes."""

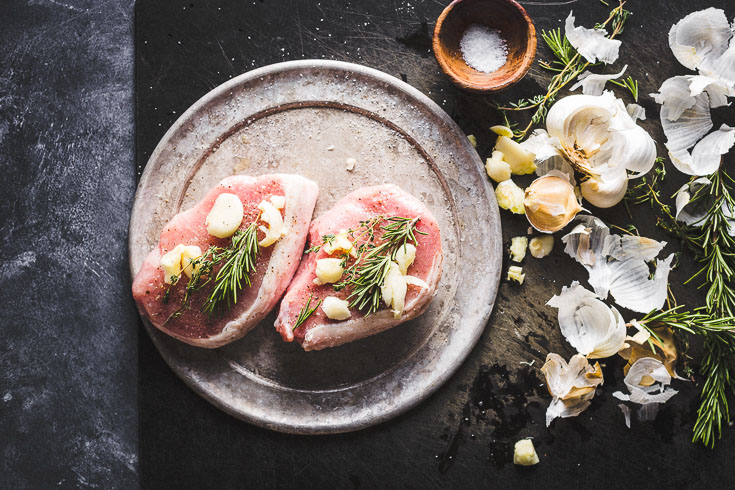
[
  {"left": 529, "top": 236, "right": 554, "bottom": 258},
  {"left": 485, "top": 150, "right": 511, "bottom": 183},
  {"left": 565, "top": 11, "right": 621, "bottom": 64},
  {"left": 495, "top": 179, "right": 525, "bottom": 214},
  {"left": 542, "top": 353, "right": 603, "bottom": 426},
  {"left": 613, "top": 357, "right": 678, "bottom": 421},
  {"left": 524, "top": 172, "right": 582, "bottom": 233}
]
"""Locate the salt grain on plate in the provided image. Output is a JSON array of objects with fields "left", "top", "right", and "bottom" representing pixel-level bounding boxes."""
[{"left": 460, "top": 24, "right": 508, "bottom": 73}]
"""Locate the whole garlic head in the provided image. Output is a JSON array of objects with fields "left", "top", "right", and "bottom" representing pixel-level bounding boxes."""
[
  {"left": 524, "top": 92, "right": 656, "bottom": 208},
  {"left": 524, "top": 171, "right": 582, "bottom": 233}
]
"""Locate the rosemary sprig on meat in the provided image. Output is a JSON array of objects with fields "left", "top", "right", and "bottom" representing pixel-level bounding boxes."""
[
  {"left": 203, "top": 223, "right": 260, "bottom": 314},
  {"left": 335, "top": 216, "right": 425, "bottom": 315},
  {"left": 162, "top": 223, "right": 260, "bottom": 321},
  {"left": 292, "top": 294, "right": 322, "bottom": 331}
]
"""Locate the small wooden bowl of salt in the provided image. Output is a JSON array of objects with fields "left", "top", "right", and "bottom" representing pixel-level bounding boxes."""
[{"left": 433, "top": 0, "right": 536, "bottom": 93}]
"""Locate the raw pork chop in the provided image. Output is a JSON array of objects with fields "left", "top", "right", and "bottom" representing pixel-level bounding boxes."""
[
  {"left": 132, "top": 174, "right": 318, "bottom": 348},
  {"left": 275, "top": 184, "right": 442, "bottom": 351}
]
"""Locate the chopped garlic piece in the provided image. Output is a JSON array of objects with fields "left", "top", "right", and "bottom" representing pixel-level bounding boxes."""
[
  {"left": 395, "top": 243, "right": 417, "bottom": 275},
  {"left": 321, "top": 296, "right": 351, "bottom": 320},
  {"left": 495, "top": 179, "right": 525, "bottom": 214},
  {"left": 507, "top": 265, "right": 525, "bottom": 285},
  {"left": 345, "top": 157, "right": 356, "bottom": 171},
  {"left": 381, "top": 262, "right": 407, "bottom": 319},
  {"left": 490, "top": 125, "right": 514, "bottom": 137},
  {"left": 485, "top": 150, "right": 511, "bottom": 183},
  {"left": 314, "top": 258, "right": 344, "bottom": 285},
  {"left": 510, "top": 236, "right": 528, "bottom": 262},
  {"left": 529, "top": 236, "right": 554, "bottom": 258},
  {"left": 258, "top": 199, "right": 286, "bottom": 247},
  {"left": 323, "top": 230, "right": 356, "bottom": 257},
  {"left": 467, "top": 134, "right": 477, "bottom": 147},
  {"left": 180, "top": 245, "right": 203, "bottom": 279},
  {"left": 206, "top": 193, "right": 244, "bottom": 238},
  {"left": 513, "top": 439, "right": 539, "bottom": 466},
  {"left": 270, "top": 195, "right": 286, "bottom": 209},
  {"left": 495, "top": 135, "right": 536, "bottom": 175},
  {"left": 160, "top": 244, "right": 186, "bottom": 284}
]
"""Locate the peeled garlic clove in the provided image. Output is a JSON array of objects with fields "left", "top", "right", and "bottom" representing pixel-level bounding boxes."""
[
  {"left": 394, "top": 243, "right": 416, "bottom": 275},
  {"left": 206, "top": 193, "right": 244, "bottom": 238},
  {"left": 495, "top": 179, "right": 525, "bottom": 214},
  {"left": 381, "top": 262, "right": 407, "bottom": 318},
  {"left": 513, "top": 439, "right": 539, "bottom": 466},
  {"left": 580, "top": 170, "right": 628, "bottom": 208},
  {"left": 160, "top": 244, "right": 186, "bottom": 284},
  {"left": 529, "top": 236, "right": 554, "bottom": 258},
  {"left": 467, "top": 134, "right": 477, "bottom": 147},
  {"left": 524, "top": 173, "right": 582, "bottom": 233},
  {"left": 321, "top": 296, "right": 351, "bottom": 320},
  {"left": 181, "top": 245, "right": 203, "bottom": 279},
  {"left": 495, "top": 136, "right": 536, "bottom": 175},
  {"left": 314, "top": 258, "right": 344, "bottom": 285},
  {"left": 324, "top": 230, "right": 356, "bottom": 257},
  {"left": 485, "top": 150, "right": 511, "bottom": 183}
]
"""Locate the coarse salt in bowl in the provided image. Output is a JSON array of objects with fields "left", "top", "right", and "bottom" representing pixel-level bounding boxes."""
[{"left": 433, "top": 0, "right": 537, "bottom": 93}]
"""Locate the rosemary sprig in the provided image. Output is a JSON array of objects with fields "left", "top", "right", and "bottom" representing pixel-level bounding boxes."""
[
  {"left": 609, "top": 75, "right": 639, "bottom": 101},
  {"left": 493, "top": 1, "right": 631, "bottom": 140},
  {"left": 203, "top": 223, "right": 260, "bottom": 314},
  {"left": 293, "top": 294, "right": 322, "bottom": 331},
  {"left": 650, "top": 170, "right": 735, "bottom": 448},
  {"left": 335, "top": 216, "right": 425, "bottom": 315}
]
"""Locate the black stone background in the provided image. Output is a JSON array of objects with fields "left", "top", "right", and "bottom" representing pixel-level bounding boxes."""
[{"left": 3, "top": 0, "right": 735, "bottom": 488}]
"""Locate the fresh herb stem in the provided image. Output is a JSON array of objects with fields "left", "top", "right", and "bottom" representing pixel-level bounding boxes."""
[
  {"left": 203, "top": 223, "right": 260, "bottom": 314},
  {"left": 293, "top": 294, "right": 322, "bottom": 331}
]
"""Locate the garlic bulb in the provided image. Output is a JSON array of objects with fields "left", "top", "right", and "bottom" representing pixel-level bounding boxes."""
[
  {"left": 523, "top": 92, "right": 656, "bottom": 209},
  {"left": 523, "top": 172, "right": 582, "bottom": 233}
]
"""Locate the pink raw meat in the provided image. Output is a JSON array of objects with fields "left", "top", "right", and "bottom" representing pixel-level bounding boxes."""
[
  {"left": 274, "top": 184, "right": 443, "bottom": 351},
  {"left": 132, "top": 174, "right": 318, "bottom": 348}
]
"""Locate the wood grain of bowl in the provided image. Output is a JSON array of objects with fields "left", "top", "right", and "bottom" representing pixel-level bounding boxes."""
[{"left": 433, "top": 0, "right": 537, "bottom": 93}]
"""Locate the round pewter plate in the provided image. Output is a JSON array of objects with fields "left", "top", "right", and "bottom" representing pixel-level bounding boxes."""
[{"left": 129, "top": 60, "right": 502, "bottom": 434}]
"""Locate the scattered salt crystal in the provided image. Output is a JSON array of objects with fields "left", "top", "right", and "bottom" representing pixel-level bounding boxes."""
[{"left": 459, "top": 24, "right": 508, "bottom": 73}]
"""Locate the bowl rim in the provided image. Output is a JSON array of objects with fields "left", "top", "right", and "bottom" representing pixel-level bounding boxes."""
[{"left": 432, "top": 0, "right": 537, "bottom": 93}]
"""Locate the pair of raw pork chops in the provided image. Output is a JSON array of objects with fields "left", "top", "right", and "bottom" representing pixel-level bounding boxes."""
[{"left": 132, "top": 174, "right": 442, "bottom": 351}]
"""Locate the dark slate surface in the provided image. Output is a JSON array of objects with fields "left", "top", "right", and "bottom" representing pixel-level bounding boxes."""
[
  {"left": 1, "top": 0, "right": 137, "bottom": 489},
  {"left": 3, "top": 0, "right": 735, "bottom": 488}
]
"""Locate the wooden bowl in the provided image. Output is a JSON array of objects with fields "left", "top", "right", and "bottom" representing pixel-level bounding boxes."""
[{"left": 433, "top": 0, "right": 537, "bottom": 93}]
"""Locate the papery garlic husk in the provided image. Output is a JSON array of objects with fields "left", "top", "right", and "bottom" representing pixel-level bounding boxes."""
[
  {"left": 667, "top": 7, "right": 732, "bottom": 72},
  {"left": 547, "top": 281, "right": 626, "bottom": 359},
  {"left": 542, "top": 353, "right": 603, "bottom": 426},
  {"left": 562, "top": 216, "right": 673, "bottom": 313},
  {"left": 619, "top": 325, "right": 680, "bottom": 379},
  {"left": 570, "top": 65, "right": 627, "bottom": 96},
  {"left": 675, "top": 177, "right": 712, "bottom": 226},
  {"left": 524, "top": 171, "right": 582, "bottom": 233},
  {"left": 565, "top": 11, "right": 621, "bottom": 64},
  {"left": 613, "top": 357, "right": 678, "bottom": 421},
  {"left": 668, "top": 124, "right": 735, "bottom": 176}
]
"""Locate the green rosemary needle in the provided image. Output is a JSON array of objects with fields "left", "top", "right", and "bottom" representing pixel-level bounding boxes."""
[{"left": 292, "top": 294, "right": 322, "bottom": 331}]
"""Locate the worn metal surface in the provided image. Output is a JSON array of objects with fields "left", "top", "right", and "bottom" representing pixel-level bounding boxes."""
[{"left": 130, "top": 60, "right": 502, "bottom": 433}]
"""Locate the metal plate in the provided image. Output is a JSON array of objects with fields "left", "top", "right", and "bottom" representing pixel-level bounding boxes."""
[{"left": 129, "top": 60, "right": 502, "bottom": 434}]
